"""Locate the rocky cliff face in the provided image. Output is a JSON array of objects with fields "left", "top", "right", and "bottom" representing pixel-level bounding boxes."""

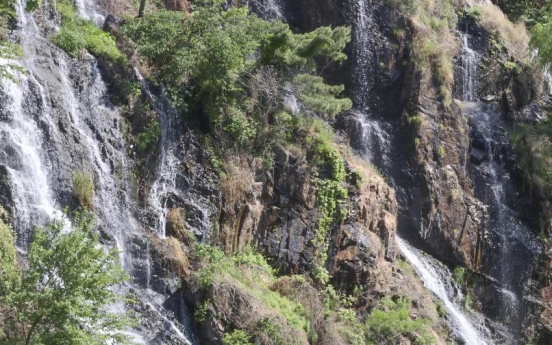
[
  {"left": 260, "top": 0, "right": 547, "bottom": 343},
  {"left": 5, "top": 0, "right": 552, "bottom": 343}
]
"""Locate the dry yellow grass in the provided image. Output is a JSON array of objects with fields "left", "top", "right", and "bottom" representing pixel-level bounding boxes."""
[
  {"left": 166, "top": 208, "right": 186, "bottom": 239},
  {"left": 388, "top": 0, "right": 459, "bottom": 106},
  {"left": 220, "top": 155, "right": 256, "bottom": 205},
  {"left": 474, "top": 4, "right": 530, "bottom": 60},
  {"left": 151, "top": 236, "right": 189, "bottom": 276}
]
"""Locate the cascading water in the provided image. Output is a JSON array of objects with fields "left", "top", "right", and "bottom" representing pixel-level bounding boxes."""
[
  {"left": 350, "top": 0, "right": 391, "bottom": 170},
  {"left": 136, "top": 71, "right": 212, "bottom": 241},
  {"left": 0, "top": 75, "right": 59, "bottom": 249},
  {"left": 348, "top": 1, "right": 505, "bottom": 342},
  {"left": 0, "top": 0, "right": 196, "bottom": 343},
  {"left": 461, "top": 33, "right": 478, "bottom": 102},
  {"left": 457, "top": 20, "right": 538, "bottom": 342},
  {"left": 463, "top": 102, "right": 538, "bottom": 342},
  {"left": 397, "top": 237, "right": 491, "bottom": 345}
]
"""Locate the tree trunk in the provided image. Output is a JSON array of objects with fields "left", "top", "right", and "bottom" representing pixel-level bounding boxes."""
[{"left": 138, "top": 0, "right": 146, "bottom": 17}]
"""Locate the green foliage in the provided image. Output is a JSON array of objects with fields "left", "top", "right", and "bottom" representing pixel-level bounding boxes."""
[
  {"left": 365, "top": 297, "right": 435, "bottom": 345},
  {"left": 136, "top": 117, "right": 160, "bottom": 151},
  {"left": 312, "top": 138, "right": 347, "bottom": 285},
  {"left": 25, "top": 0, "right": 41, "bottom": 12},
  {"left": 437, "top": 145, "right": 446, "bottom": 158},
  {"left": 462, "top": 292, "right": 474, "bottom": 309},
  {"left": 194, "top": 299, "right": 211, "bottom": 323},
  {"left": 453, "top": 266, "right": 466, "bottom": 286},
  {"left": 260, "top": 22, "right": 351, "bottom": 72},
  {"left": 0, "top": 211, "right": 132, "bottom": 345},
  {"left": 494, "top": 0, "right": 537, "bottom": 23},
  {"left": 51, "top": 0, "right": 124, "bottom": 62},
  {"left": 123, "top": 4, "right": 266, "bottom": 118},
  {"left": 532, "top": 3, "right": 552, "bottom": 66},
  {"left": 122, "top": 1, "right": 351, "bottom": 145},
  {"left": 406, "top": 112, "right": 424, "bottom": 129},
  {"left": 436, "top": 302, "right": 446, "bottom": 318},
  {"left": 72, "top": 171, "right": 94, "bottom": 208},
  {"left": 0, "top": 20, "right": 25, "bottom": 83},
  {"left": 294, "top": 74, "right": 352, "bottom": 119},
  {"left": 511, "top": 115, "right": 552, "bottom": 197},
  {"left": 467, "top": 6, "right": 483, "bottom": 20},
  {"left": 503, "top": 61, "right": 521, "bottom": 74},
  {"left": 222, "top": 329, "right": 253, "bottom": 345},
  {"left": 0, "top": 207, "right": 18, "bottom": 299}
]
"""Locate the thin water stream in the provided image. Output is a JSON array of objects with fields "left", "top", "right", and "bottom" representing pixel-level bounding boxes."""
[
  {"left": 0, "top": 0, "right": 195, "bottom": 343},
  {"left": 397, "top": 237, "right": 491, "bottom": 345}
]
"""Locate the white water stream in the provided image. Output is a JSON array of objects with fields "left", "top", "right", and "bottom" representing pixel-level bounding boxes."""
[
  {"left": 397, "top": 238, "right": 491, "bottom": 345},
  {"left": 0, "top": 0, "right": 195, "bottom": 343}
]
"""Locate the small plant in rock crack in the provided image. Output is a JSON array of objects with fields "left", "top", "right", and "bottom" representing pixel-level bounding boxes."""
[{"left": 72, "top": 171, "right": 94, "bottom": 209}]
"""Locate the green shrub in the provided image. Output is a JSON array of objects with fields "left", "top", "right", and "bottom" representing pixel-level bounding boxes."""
[
  {"left": 503, "top": 61, "right": 521, "bottom": 74},
  {"left": 365, "top": 297, "right": 435, "bottom": 345},
  {"left": 52, "top": 24, "right": 87, "bottom": 56},
  {"left": 453, "top": 266, "right": 466, "bottom": 286},
  {"left": 72, "top": 171, "right": 94, "bottom": 208},
  {"left": 195, "top": 299, "right": 211, "bottom": 323},
  {"left": 223, "top": 329, "right": 253, "bottom": 345},
  {"left": 51, "top": 0, "right": 124, "bottom": 62},
  {"left": 136, "top": 118, "right": 161, "bottom": 151}
]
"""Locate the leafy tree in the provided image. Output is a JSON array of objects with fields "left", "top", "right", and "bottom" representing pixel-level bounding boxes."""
[
  {"left": 494, "top": 0, "right": 538, "bottom": 23},
  {"left": 122, "top": 1, "right": 351, "bottom": 124},
  {"left": 123, "top": 1, "right": 268, "bottom": 117},
  {"left": 0, "top": 211, "right": 133, "bottom": 345},
  {"left": 532, "top": 1, "right": 552, "bottom": 65}
]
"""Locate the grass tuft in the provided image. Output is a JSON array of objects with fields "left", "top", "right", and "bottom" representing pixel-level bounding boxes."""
[{"left": 72, "top": 171, "right": 94, "bottom": 209}]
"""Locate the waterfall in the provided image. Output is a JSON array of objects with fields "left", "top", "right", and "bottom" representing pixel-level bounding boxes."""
[
  {"left": 351, "top": 0, "right": 375, "bottom": 109},
  {"left": 135, "top": 71, "right": 212, "bottom": 240},
  {"left": 350, "top": 0, "right": 392, "bottom": 172},
  {"left": 464, "top": 102, "right": 538, "bottom": 341},
  {"left": 0, "top": 0, "right": 195, "bottom": 343},
  {"left": 461, "top": 33, "right": 478, "bottom": 102},
  {"left": 0, "top": 71, "right": 60, "bottom": 249},
  {"left": 397, "top": 237, "right": 491, "bottom": 345}
]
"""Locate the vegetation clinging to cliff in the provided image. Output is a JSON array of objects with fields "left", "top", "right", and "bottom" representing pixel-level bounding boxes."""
[
  {"left": 388, "top": 0, "right": 457, "bottom": 107},
  {"left": 192, "top": 243, "right": 436, "bottom": 345},
  {"left": 0, "top": 211, "right": 132, "bottom": 345},
  {"left": 121, "top": 0, "right": 351, "bottom": 152},
  {"left": 0, "top": 0, "right": 24, "bottom": 83},
  {"left": 52, "top": 0, "right": 124, "bottom": 61}
]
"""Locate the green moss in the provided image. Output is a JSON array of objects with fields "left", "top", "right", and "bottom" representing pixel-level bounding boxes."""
[{"left": 51, "top": 0, "right": 124, "bottom": 62}]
